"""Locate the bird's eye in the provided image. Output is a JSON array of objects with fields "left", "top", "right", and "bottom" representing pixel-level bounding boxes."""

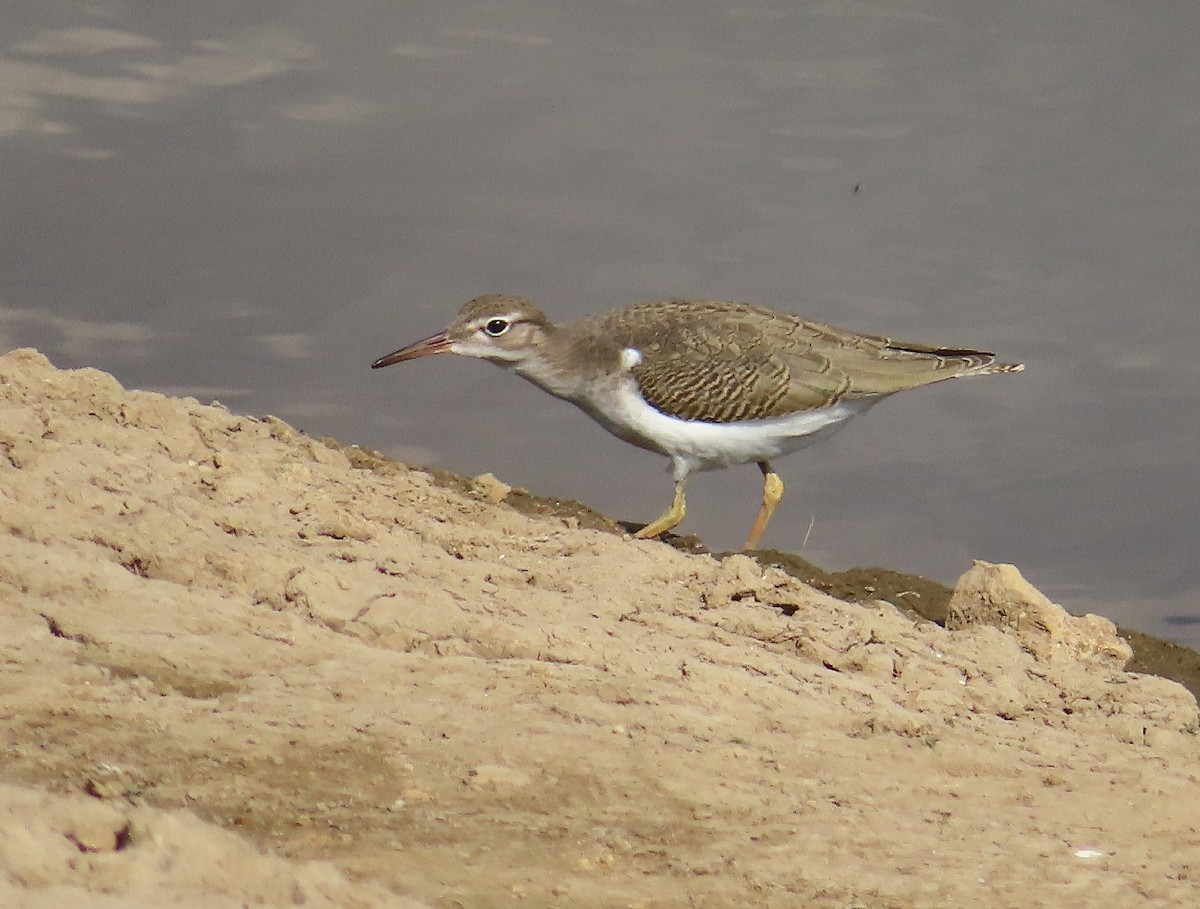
[{"left": 484, "top": 318, "right": 510, "bottom": 336}]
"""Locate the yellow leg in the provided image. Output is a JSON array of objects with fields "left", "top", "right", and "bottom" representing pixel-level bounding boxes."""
[
  {"left": 743, "top": 461, "right": 784, "bottom": 551},
  {"left": 634, "top": 479, "right": 687, "bottom": 540}
]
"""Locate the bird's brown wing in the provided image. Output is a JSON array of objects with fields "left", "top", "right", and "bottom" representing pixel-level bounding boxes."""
[{"left": 602, "top": 300, "right": 1015, "bottom": 423}]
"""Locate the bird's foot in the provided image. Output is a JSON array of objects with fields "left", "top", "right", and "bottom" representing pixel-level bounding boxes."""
[
  {"left": 742, "top": 468, "right": 784, "bottom": 550},
  {"left": 633, "top": 484, "right": 686, "bottom": 540}
]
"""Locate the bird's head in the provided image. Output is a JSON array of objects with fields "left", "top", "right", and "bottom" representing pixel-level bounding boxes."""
[{"left": 371, "top": 294, "right": 552, "bottom": 369}]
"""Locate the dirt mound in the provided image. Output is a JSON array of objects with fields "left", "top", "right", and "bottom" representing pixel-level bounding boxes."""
[{"left": 2, "top": 348, "right": 1196, "bottom": 907}]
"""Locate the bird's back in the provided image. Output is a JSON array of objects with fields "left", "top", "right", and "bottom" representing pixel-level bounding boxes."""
[{"left": 584, "top": 300, "right": 1021, "bottom": 423}]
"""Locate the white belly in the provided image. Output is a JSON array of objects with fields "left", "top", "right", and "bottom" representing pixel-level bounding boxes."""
[{"left": 574, "top": 377, "right": 875, "bottom": 474}]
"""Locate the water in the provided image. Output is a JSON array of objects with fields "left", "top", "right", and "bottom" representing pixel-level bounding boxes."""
[{"left": 2, "top": 2, "right": 1197, "bottom": 646}]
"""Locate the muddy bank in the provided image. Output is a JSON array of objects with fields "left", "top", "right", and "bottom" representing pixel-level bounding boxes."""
[{"left": 2, "top": 348, "right": 1197, "bottom": 908}]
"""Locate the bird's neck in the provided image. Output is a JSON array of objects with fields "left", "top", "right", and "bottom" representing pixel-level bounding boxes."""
[
  {"left": 511, "top": 351, "right": 590, "bottom": 402},
  {"left": 508, "top": 324, "right": 621, "bottom": 404}
]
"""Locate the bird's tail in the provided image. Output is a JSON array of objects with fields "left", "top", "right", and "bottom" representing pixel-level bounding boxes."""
[
  {"left": 969, "top": 361, "right": 1025, "bottom": 376},
  {"left": 879, "top": 341, "right": 1025, "bottom": 379}
]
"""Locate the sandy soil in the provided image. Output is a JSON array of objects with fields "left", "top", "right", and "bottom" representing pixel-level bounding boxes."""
[{"left": 1, "top": 347, "right": 1197, "bottom": 908}]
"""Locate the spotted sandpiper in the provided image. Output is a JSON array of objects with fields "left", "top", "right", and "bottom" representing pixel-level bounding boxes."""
[{"left": 372, "top": 295, "right": 1023, "bottom": 549}]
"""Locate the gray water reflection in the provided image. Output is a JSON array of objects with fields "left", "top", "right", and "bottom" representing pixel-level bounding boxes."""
[{"left": 2, "top": 2, "right": 1197, "bottom": 645}]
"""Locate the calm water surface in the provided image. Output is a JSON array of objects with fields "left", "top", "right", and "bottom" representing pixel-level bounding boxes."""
[{"left": 2, "top": 2, "right": 1197, "bottom": 646}]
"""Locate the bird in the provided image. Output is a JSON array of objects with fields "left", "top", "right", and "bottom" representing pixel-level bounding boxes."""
[{"left": 372, "top": 294, "right": 1023, "bottom": 550}]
